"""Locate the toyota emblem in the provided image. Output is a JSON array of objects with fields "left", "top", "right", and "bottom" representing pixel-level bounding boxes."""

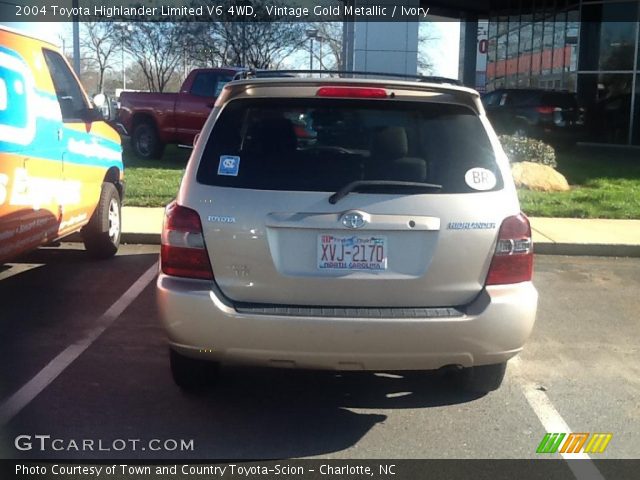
[{"left": 341, "top": 212, "right": 367, "bottom": 229}]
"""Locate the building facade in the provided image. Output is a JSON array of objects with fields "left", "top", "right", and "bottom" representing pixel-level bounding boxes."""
[{"left": 483, "top": 0, "right": 640, "bottom": 145}]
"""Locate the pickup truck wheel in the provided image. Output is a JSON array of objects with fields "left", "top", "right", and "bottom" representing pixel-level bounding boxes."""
[
  {"left": 132, "top": 122, "right": 165, "bottom": 159},
  {"left": 82, "top": 182, "right": 121, "bottom": 259}
]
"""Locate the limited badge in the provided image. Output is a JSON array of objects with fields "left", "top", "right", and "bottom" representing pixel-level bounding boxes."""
[
  {"left": 218, "top": 155, "right": 240, "bottom": 176},
  {"left": 465, "top": 168, "right": 496, "bottom": 191}
]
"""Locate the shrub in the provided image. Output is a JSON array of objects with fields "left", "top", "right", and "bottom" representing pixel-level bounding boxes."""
[{"left": 499, "top": 135, "right": 557, "bottom": 168}]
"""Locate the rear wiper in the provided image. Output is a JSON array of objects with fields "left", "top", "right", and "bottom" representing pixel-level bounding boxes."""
[{"left": 329, "top": 180, "right": 443, "bottom": 204}]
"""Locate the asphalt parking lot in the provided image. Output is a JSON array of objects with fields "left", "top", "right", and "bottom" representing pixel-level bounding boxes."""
[{"left": 0, "top": 244, "right": 638, "bottom": 464}]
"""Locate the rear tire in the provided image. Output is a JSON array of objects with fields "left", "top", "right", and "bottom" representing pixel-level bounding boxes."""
[
  {"left": 132, "top": 121, "right": 165, "bottom": 159},
  {"left": 82, "top": 182, "right": 121, "bottom": 259},
  {"left": 457, "top": 362, "right": 507, "bottom": 393},
  {"left": 170, "top": 349, "right": 220, "bottom": 391}
]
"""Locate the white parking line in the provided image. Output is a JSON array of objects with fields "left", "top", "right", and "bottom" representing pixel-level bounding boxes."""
[
  {"left": 511, "top": 357, "right": 606, "bottom": 480},
  {"left": 0, "top": 262, "right": 158, "bottom": 427}
]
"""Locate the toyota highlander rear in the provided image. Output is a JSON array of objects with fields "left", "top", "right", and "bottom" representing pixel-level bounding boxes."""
[{"left": 157, "top": 73, "right": 538, "bottom": 393}]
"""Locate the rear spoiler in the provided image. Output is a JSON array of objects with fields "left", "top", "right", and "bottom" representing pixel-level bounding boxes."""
[{"left": 233, "top": 69, "right": 463, "bottom": 87}]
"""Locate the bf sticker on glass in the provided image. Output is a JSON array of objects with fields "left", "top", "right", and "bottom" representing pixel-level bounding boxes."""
[
  {"left": 465, "top": 168, "right": 496, "bottom": 191},
  {"left": 218, "top": 155, "right": 240, "bottom": 176}
]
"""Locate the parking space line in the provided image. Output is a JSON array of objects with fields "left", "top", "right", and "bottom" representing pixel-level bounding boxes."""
[
  {"left": 0, "top": 262, "right": 158, "bottom": 427},
  {"left": 511, "top": 357, "right": 606, "bottom": 480}
]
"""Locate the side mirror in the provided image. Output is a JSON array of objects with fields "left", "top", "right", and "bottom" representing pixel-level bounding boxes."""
[{"left": 92, "top": 93, "right": 106, "bottom": 108}]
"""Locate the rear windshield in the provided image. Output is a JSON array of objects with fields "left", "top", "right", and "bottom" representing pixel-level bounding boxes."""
[{"left": 197, "top": 98, "right": 502, "bottom": 194}]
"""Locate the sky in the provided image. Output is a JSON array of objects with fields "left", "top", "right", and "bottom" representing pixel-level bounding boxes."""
[
  {"left": 2, "top": 21, "right": 461, "bottom": 80},
  {"left": 428, "top": 21, "right": 461, "bottom": 78}
]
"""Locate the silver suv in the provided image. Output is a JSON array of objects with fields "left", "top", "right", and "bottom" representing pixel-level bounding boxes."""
[{"left": 157, "top": 72, "right": 538, "bottom": 393}]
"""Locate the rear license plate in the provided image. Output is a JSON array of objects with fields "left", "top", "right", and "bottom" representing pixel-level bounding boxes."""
[{"left": 317, "top": 234, "right": 388, "bottom": 271}]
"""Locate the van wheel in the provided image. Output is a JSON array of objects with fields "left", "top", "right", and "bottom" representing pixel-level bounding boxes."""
[
  {"left": 457, "top": 362, "right": 507, "bottom": 393},
  {"left": 82, "top": 183, "right": 121, "bottom": 259},
  {"left": 170, "top": 349, "right": 220, "bottom": 391},
  {"left": 132, "top": 122, "right": 164, "bottom": 159}
]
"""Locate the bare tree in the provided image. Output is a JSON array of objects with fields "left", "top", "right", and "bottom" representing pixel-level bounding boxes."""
[
  {"left": 123, "top": 23, "right": 184, "bottom": 92},
  {"left": 186, "top": 21, "right": 307, "bottom": 69},
  {"left": 226, "top": 21, "right": 308, "bottom": 68},
  {"left": 185, "top": 0, "right": 308, "bottom": 69},
  {"left": 81, "top": 22, "right": 118, "bottom": 93},
  {"left": 308, "top": 22, "right": 343, "bottom": 71},
  {"left": 418, "top": 22, "right": 440, "bottom": 75}
]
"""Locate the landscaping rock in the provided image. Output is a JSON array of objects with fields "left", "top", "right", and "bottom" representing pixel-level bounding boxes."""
[{"left": 511, "top": 161, "right": 570, "bottom": 192}]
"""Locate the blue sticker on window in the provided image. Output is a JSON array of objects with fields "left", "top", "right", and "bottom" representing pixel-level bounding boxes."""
[{"left": 218, "top": 155, "right": 240, "bottom": 176}]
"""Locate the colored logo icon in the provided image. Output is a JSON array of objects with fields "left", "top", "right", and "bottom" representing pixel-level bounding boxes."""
[{"left": 536, "top": 433, "right": 612, "bottom": 454}]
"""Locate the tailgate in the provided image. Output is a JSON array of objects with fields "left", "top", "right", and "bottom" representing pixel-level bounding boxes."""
[
  {"left": 197, "top": 189, "right": 510, "bottom": 307},
  {"left": 190, "top": 93, "right": 514, "bottom": 308}
]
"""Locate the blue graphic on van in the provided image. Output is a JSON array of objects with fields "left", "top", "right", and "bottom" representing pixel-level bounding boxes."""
[
  {"left": 0, "top": 46, "right": 35, "bottom": 146},
  {"left": 0, "top": 46, "right": 122, "bottom": 169}
]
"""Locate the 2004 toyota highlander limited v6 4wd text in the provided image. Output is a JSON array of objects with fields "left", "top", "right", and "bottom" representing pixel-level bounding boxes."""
[{"left": 156, "top": 71, "right": 538, "bottom": 393}]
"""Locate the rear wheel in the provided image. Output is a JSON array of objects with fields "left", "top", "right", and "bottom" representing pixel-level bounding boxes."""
[
  {"left": 457, "top": 362, "right": 507, "bottom": 393},
  {"left": 82, "top": 182, "right": 121, "bottom": 259},
  {"left": 132, "top": 121, "right": 165, "bottom": 159},
  {"left": 170, "top": 349, "right": 220, "bottom": 391}
]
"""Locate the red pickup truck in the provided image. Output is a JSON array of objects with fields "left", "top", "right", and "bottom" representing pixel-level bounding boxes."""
[{"left": 117, "top": 68, "right": 241, "bottom": 159}]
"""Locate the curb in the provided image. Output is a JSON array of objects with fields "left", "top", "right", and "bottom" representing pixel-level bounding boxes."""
[
  {"left": 117, "top": 233, "right": 640, "bottom": 257},
  {"left": 122, "top": 233, "right": 162, "bottom": 245},
  {"left": 533, "top": 242, "right": 640, "bottom": 258}
]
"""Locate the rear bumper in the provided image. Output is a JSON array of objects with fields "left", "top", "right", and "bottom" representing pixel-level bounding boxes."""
[{"left": 156, "top": 275, "right": 538, "bottom": 371}]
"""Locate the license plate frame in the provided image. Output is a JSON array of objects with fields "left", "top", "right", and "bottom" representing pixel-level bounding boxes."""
[{"left": 317, "top": 234, "right": 388, "bottom": 271}]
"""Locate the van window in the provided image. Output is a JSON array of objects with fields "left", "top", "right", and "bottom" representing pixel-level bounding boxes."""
[
  {"left": 42, "top": 49, "right": 88, "bottom": 122},
  {"left": 197, "top": 98, "right": 502, "bottom": 194}
]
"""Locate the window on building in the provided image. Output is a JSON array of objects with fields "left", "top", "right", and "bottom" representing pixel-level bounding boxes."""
[
  {"left": 580, "top": 3, "right": 638, "bottom": 71},
  {"left": 579, "top": 73, "right": 633, "bottom": 144},
  {"left": 566, "top": 9, "right": 580, "bottom": 73},
  {"left": 553, "top": 12, "right": 567, "bottom": 76}
]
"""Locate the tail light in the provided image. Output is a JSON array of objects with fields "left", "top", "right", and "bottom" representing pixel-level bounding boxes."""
[
  {"left": 536, "top": 106, "right": 557, "bottom": 114},
  {"left": 316, "top": 86, "right": 388, "bottom": 98},
  {"left": 486, "top": 214, "right": 533, "bottom": 285},
  {"left": 160, "top": 201, "right": 213, "bottom": 280}
]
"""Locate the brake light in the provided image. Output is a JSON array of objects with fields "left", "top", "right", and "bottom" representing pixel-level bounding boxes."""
[
  {"left": 316, "top": 87, "right": 387, "bottom": 98},
  {"left": 486, "top": 214, "right": 533, "bottom": 285},
  {"left": 536, "top": 106, "right": 556, "bottom": 114},
  {"left": 160, "top": 201, "right": 213, "bottom": 280}
]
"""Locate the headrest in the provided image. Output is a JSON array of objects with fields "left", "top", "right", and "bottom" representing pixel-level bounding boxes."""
[
  {"left": 393, "top": 157, "right": 428, "bottom": 182},
  {"left": 253, "top": 118, "right": 297, "bottom": 154},
  {"left": 371, "top": 127, "right": 409, "bottom": 159}
]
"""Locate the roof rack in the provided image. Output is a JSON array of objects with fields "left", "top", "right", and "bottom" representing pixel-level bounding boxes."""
[{"left": 232, "top": 69, "right": 463, "bottom": 86}]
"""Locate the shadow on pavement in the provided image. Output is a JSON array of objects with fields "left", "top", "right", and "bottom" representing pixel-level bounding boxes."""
[{"left": 1, "top": 245, "right": 483, "bottom": 460}]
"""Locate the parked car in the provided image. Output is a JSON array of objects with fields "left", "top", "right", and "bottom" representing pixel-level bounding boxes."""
[
  {"left": 482, "top": 88, "right": 584, "bottom": 146},
  {"left": 0, "top": 26, "right": 124, "bottom": 263},
  {"left": 156, "top": 72, "right": 538, "bottom": 393},
  {"left": 116, "top": 68, "right": 242, "bottom": 159}
]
